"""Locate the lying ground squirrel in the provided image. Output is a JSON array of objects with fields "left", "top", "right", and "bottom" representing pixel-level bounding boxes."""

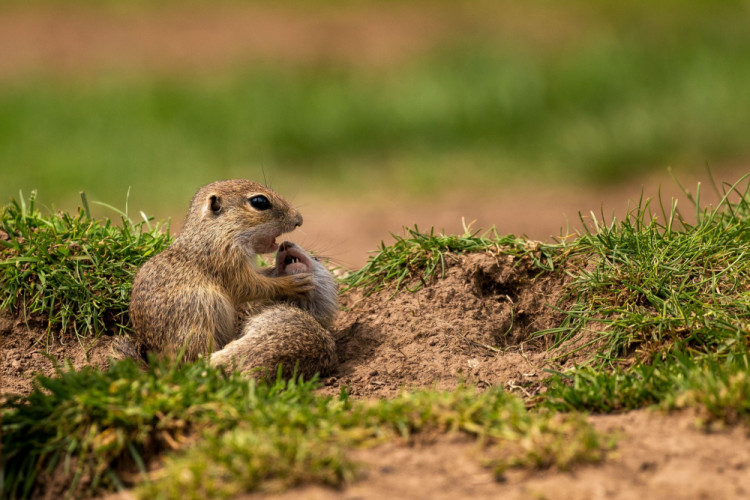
[
  {"left": 211, "top": 241, "right": 338, "bottom": 378},
  {"left": 128, "top": 179, "right": 338, "bottom": 377}
]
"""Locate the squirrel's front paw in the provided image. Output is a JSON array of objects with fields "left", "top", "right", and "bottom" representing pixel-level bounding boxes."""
[{"left": 285, "top": 272, "right": 315, "bottom": 297}]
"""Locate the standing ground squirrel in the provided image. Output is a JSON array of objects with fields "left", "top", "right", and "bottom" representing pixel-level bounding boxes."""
[{"left": 129, "top": 179, "right": 338, "bottom": 377}]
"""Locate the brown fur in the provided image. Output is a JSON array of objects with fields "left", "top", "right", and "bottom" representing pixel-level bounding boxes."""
[
  {"left": 129, "top": 179, "right": 314, "bottom": 361},
  {"left": 211, "top": 241, "right": 339, "bottom": 379}
]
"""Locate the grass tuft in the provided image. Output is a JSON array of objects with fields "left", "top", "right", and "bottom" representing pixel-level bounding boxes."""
[
  {"left": 543, "top": 349, "right": 750, "bottom": 429},
  {"left": 538, "top": 175, "right": 750, "bottom": 363},
  {"left": 0, "top": 357, "right": 325, "bottom": 498},
  {"left": 342, "top": 224, "right": 558, "bottom": 296},
  {"left": 0, "top": 191, "right": 171, "bottom": 342},
  {"left": 344, "top": 174, "right": 750, "bottom": 367}
]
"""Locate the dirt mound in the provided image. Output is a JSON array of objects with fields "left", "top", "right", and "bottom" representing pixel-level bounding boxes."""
[
  {"left": 0, "top": 312, "right": 116, "bottom": 397},
  {"left": 326, "top": 251, "right": 573, "bottom": 398}
]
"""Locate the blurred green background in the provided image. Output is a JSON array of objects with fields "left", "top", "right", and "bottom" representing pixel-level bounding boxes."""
[{"left": 1, "top": 0, "right": 749, "bottom": 217}]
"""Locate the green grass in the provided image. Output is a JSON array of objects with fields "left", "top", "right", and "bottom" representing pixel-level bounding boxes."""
[
  {"left": 342, "top": 225, "right": 558, "bottom": 295},
  {"left": 139, "top": 385, "right": 603, "bottom": 500},
  {"left": 1, "top": 359, "right": 606, "bottom": 499},
  {"left": 2, "top": 1, "right": 750, "bottom": 210},
  {"left": 543, "top": 350, "right": 750, "bottom": 428},
  {"left": 543, "top": 174, "right": 750, "bottom": 363},
  {"left": 535, "top": 173, "right": 749, "bottom": 428},
  {"left": 0, "top": 191, "right": 171, "bottom": 343}
]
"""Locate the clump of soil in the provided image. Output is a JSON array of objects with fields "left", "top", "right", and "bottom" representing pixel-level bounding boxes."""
[{"left": 326, "top": 251, "right": 573, "bottom": 398}]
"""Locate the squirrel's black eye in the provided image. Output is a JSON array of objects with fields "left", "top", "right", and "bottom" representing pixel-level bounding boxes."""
[{"left": 249, "top": 195, "right": 272, "bottom": 211}]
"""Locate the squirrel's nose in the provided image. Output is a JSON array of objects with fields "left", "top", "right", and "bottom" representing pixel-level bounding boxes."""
[{"left": 293, "top": 212, "right": 303, "bottom": 228}]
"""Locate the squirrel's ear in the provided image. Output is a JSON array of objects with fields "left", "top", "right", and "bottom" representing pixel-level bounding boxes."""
[{"left": 204, "top": 194, "right": 223, "bottom": 217}]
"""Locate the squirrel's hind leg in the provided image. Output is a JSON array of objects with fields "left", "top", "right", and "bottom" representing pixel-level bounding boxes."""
[{"left": 211, "top": 305, "right": 337, "bottom": 380}]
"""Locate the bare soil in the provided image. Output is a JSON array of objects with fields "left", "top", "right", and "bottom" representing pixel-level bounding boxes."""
[
  {"left": 324, "top": 251, "right": 576, "bottom": 399},
  {"left": 0, "top": 311, "right": 116, "bottom": 396}
]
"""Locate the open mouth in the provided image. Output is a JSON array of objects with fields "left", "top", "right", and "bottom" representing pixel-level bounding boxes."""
[{"left": 276, "top": 242, "right": 311, "bottom": 275}]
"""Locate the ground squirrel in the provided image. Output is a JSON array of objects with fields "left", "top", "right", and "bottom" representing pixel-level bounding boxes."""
[
  {"left": 129, "top": 180, "right": 337, "bottom": 377},
  {"left": 211, "top": 241, "right": 338, "bottom": 378}
]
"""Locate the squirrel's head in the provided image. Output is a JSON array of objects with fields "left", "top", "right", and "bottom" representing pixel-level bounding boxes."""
[
  {"left": 184, "top": 180, "right": 303, "bottom": 255},
  {"left": 274, "top": 241, "right": 339, "bottom": 328}
]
